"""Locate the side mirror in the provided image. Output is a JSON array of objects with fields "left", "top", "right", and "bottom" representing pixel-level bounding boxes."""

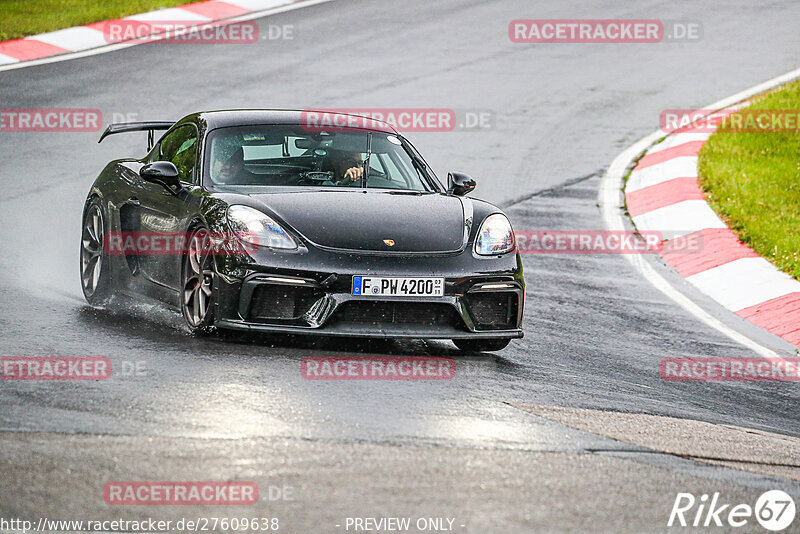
[
  {"left": 140, "top": 161, "right": 181, "bottom": 191},
  {"left": 447, "top": 172, "right": 476, "bottom": 196}
]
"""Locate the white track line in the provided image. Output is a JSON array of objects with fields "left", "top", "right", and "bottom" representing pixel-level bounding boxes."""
[
  {"left": 626, "top": 157, "right": 698, "bottom": 192},
  {"left": 632, "top": 200, "right": 727, "bottom": 238},
  {"left": 646, "top": 132, "right": 711, "bottom": 154},
  {"left": 27, "top": 27, "right": 110, "bottom": 52},
  {"left": 0, "top": 0, "right": 335, "bottom": 73},
  {"left": 124, "top": 8, "right": 211, "bottom": 21},
  {"left": 686, "top": 257, "right": 800, "bottom": 312},
  {"left": 227, "top": 0, "right": 297, "bottom": 9},
  {"left": 600, "top": 67, "right": 800, "bottom": 358}
]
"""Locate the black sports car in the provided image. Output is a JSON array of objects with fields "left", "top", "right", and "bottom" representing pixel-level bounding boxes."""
[{"left": 81, "top": 110, "right": 524, "bottom": 352}]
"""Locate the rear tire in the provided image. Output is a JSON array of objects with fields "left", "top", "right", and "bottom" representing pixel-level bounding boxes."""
[
  {"left": 453, "top": 338, "right": 511, "bottom": 353},
  {"left": 181, "top": 227, "right": 216, "bottom": 335},
  {"left": 80, "top": 199, "right": 113, "bottom": 306}
]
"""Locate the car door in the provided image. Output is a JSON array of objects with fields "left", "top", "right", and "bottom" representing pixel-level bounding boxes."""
[{"left": 135, "top": 124, "right": 200, "bottom": 291}]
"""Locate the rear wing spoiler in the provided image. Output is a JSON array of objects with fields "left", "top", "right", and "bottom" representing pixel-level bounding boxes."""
[{"left": 98, "top": 121, "right": 174, "bottom": 151}]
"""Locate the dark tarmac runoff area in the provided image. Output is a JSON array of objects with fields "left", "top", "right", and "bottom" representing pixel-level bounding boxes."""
[{"left": 1, "top": 0, "right": 800, "bottom": 532}]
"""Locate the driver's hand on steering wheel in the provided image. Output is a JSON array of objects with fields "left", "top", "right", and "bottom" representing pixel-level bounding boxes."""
[{"left": 342, "top": 166, "right": 364, "bottom": 183}]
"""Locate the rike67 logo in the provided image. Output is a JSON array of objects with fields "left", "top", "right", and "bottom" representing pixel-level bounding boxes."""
[{"left": 669, "top": 491, "right": 796, "bottom": 531}]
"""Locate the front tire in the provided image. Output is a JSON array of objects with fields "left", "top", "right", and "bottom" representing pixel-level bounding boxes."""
[
  {"left": 181, "top": 228, "right": 216, "bottom": 334},
  {"left": 80, "top": 199, "right": 113, "bottom": 306},
  {"left": 453, "top": 338, "right": 511, "bottom": 353}
]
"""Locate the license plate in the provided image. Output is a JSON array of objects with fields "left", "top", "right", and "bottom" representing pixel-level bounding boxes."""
[{"left": 351, "top": 276, "right": 444, "bottom": 297}]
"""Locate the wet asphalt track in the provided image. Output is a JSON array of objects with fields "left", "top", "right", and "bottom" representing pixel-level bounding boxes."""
[{"left": 2, "top": 0, "right": 800, "bottom": 531}]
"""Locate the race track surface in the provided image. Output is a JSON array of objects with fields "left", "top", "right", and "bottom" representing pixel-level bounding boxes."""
[{"left": 1, "top": 1, "right": 800, "bottom": 531}]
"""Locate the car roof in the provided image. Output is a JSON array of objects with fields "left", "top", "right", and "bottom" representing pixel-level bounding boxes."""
[{"left": 192, "top": 109, "right": 399, "bottom": 134}]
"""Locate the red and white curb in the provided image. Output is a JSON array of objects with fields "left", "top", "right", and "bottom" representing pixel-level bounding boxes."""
[
  {"left": 0, "top": 0, "right": 310, "bottom": 66},
  {"left": 624, "top": 108, "right": 800, "bottom": 348}
]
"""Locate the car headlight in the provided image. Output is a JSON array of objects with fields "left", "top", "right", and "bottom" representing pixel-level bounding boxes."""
[
  {"left": 475, "top": 214, "right": 515, "bottom": 255},
  {"left": 227, "top": 205, "right": 297, "bottom": 250}
]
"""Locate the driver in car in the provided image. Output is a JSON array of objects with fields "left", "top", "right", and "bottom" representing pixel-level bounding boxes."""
[
  {"left": 214, "top": 147, "right": 251, "bottom": 184},
  {"left": 324, "top": 150, "right": 365, "bottom": 185}
]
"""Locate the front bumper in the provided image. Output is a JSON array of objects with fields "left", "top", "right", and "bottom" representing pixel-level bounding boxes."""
[{"left": 212, "top": 246, "right": 525, "bottom": 340}]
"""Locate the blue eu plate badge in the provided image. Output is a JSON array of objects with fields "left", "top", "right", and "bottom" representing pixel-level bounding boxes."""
[{"left": 352, "top": 276, "right": 363, "bottom": 295}]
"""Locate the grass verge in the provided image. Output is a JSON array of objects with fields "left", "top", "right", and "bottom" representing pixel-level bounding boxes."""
[
  {"left": 698, "top": 79, "right": 800, "bottom": 280},
  {"left": 0, "top": 0, "right": 192, "bottom": 41}
]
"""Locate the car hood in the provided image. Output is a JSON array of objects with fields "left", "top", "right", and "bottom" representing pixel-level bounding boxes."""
[{"left": 247, "top": 190, "right": 467, "bottom": 253}]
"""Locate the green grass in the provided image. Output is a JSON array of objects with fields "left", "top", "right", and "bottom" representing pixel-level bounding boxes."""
[
  {"left": 698, "top": 79, "right": 800, "bottom": 280},
  {"left": 0, "top": 0, "right": 192, "bottom": 41}
]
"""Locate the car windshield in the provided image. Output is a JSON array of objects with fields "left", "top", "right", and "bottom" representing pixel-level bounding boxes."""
[{"left": 204, "top": 125, "right": 436, "bottom": 191}]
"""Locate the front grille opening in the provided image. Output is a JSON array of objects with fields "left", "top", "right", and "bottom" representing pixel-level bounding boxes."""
[
  {"left": 332, "top": 301, "right": 463, "bottom": 329},
  {"left": 466, "top": 292, "right": 517, "bottom": 330},
  {"left": 248, "top": 284, "right": 324, "bottom": 321}
]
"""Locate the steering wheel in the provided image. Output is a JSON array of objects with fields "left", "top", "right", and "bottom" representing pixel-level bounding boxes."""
[{"left": 295, "top": 170, "right": 335, "bottom": 186}]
